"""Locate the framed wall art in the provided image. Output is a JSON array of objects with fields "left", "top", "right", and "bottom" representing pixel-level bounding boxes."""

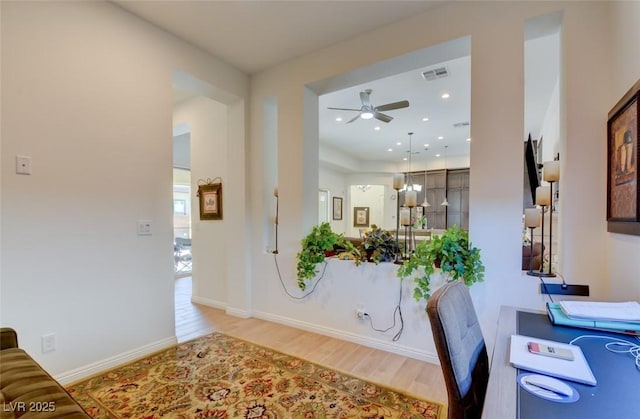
[
  {"left": 198, "top": 181, "right": 223, "bottom": 220},
  {"left": 607, "top": 79, "right": 640, "bottom": 235},
  {"left": 353, "top": 206, "right": 369, "bottom": 228},
  {"left": 332, "top": 197, "right": 343, "bottom": 220}
]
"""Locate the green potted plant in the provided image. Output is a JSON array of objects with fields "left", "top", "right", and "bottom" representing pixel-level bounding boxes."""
[
  {"left": 358, "top": 225, "right": 400, "bottom": 264},
  {"left": 397, "top": 225, "right": 485, "bottom": 306},
  {"left": 296, "top": 222, "right": 358, "bottom": 290}
]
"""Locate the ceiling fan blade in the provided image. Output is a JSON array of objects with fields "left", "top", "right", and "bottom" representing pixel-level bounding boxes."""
[
  {"left": 360, "top": 90, "right": 372, "bottom": 108},
  {"left": 374, "top": 112, "right": 393, "bottom": 123},
  {"left": 346, "top": 114, "right": 361, "bottom": 124},
  {"left": 374, "top": 100, "right": 410, "bottom": 112},
  {"left": 327, "top": 107, "right": 361, "bottom": 111}
]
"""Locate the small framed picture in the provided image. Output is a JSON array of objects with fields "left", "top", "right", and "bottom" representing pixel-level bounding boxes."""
[
  {"left": 353, "top": 206, "right": 369, "bottom": 228},
  {"left": 607, "top": 79, "right": 639, "bottom": 235},
  {"left": 332, "top": 197, "right": 343, "bottom": 220},
  {"left": 198, "top": 183, "right": 222, "bottom": 220}
]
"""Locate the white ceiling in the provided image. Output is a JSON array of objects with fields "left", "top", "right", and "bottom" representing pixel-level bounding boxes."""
[
  {"left": 118, "top": 1, "right": 557, "bottom": 172},
  {"left": 113, "top": 1, "right": 447, "bottom": 75},
  {"left": 319, "top": 55, "right": 470, "bottom": 168}
]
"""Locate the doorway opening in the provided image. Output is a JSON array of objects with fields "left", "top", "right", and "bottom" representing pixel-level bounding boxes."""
[
  {"left": 173, "top": 167, "right": 192, "bottom": 277},
  {"left": 173, "top": 123, "right": 192, "bottom": 277}
]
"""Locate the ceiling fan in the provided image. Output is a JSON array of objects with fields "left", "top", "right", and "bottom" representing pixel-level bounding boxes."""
[{"left": 328, "top": 89, "right": 409, "bottom": 123}]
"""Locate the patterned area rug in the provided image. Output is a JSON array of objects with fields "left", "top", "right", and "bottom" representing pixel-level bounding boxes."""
[{"left": 68, "top": 333, "right": 444, "bottom": 418}]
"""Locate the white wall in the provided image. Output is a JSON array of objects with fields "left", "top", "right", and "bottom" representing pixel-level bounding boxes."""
[
  {"left": 249, "top": 1, "right": 614, "bottom": 360},
  {"left": 0, "top": 1, "right": 248, "bottom": 380},
  {"left": 319, "top": 165, "right": 348, "bottom": 233},
  {"left": 607, "top": 1, "right": 640, "bottom": 301},
  {"left": 539, "top": 80, "right": 561, "bottom": 163}
]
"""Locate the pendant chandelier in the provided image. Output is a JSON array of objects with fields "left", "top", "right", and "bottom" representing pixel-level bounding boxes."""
[{"left": 441, "top": 145, "right": 449, "bottom": 206}]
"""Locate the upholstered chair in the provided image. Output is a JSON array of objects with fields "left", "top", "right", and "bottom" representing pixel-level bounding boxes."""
[{"left": 427, "top": 280, "right": 489, "bottom": 419}]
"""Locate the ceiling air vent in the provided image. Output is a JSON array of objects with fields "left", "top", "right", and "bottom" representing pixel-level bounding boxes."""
[
  {"left": 421, "top": 67, "right": 449, "bottom": 81},
  {"left": 453, "top": 121, "right": 470, "bottom": 128}
]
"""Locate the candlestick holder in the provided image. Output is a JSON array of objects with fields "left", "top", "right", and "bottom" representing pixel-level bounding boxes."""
[
  {"left": 403, "top": 224, "right": 409, "bottom": 259},
  {"left": 527, "top": 203, "right": 555, "bottom": 277},
  {"left": 546, "top": 180, "right": 556, "bottom": 277},
  {"left": 395, "top": 189, "right": 401, "bottom": 263},
  {"left": 526, "top": 226, "right": 535, "bottom": 274},
  {"left": 273, "top": 187, "right": 279, "bottom": 254}
]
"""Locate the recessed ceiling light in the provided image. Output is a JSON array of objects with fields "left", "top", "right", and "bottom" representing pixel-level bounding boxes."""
[
  {"left": 396, "top": 142, "right": 402, "bottom": 146},
  {"left": 387, "top": 148, "right": 393, "bottom": 152},
  {"left": 438, "top": 136, "right": 444, "bottom": 140},
  {"left": 403, "top": 157, "right": 408, "bottom": 161},
  {"left": 361, "top": 111, "right": 374, "bottom": 120},
  {"left": 422, "top": 117, "right": 429, "bottom": 122},
  {"left": 466, "top": 138, "right": 471, "bottom": 142},
  {"left": 335, "top": 117, "right": 342, "bottom": 122},
  {"left": 441, "top": 92, "right": 450, "bottom": 99},
  {"left": 374, "top": 126, "right": 381, "bottom": 131},
  {"left": 436, "top": 154, "right": 441, "bottom": 157},
  {"left": 424, "top": 143, "right": 429, "bottom": 148}
]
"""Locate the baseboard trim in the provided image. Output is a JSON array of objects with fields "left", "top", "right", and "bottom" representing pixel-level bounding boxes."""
[
  {"left": 191, "top": 295, "right": 226, "bottom": 310},
  {"left": 225, "top": 307, "right": 252, "bottom": 319},
  {"left": 56, "top": 336, "right": 177, "bottom": 385},
  {"left": 191, "top": 296, "right": 251, "bottom": 319},
  {"left": 252, "top": 310, "right": 439, "bottom": 365}
]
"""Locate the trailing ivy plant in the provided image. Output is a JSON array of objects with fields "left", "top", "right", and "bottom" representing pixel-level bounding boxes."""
[
  {"left": 397, "top": 225, "right": 485, "bottom": 306},
  {"left": 296, "top": 222, "right": 358, "bottom": 290}
]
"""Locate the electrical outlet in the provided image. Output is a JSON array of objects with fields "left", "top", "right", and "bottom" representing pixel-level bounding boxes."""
[
  {"left": 356, "top": 308, "right": 367, "bottom": 320},
  {"left": 41, "top": 333, "right": 56, "bottom": 353}
]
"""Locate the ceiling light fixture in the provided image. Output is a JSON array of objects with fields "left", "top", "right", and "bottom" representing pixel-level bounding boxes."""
[
  {"left": 438, "top": 136, "right": 444, "bottom": 140},
  {"left": 396, "top": 142, "right": 402, "bottom": 146},
  {"left": 360, "top": 111, "right": 374, "bottom": 120},
  {"left": 374, "top": 126, "right": 381, "bottom": 131},
  {"left": 336, "top": 117, "right": 343, "bottom": 122},
  {"left": 441, "top": 92, "right": 450, "bottom": 99},
  {"left": 441, "top": 145, "right": 449, "bottom": 206},
  {"left": 422, "top": 117, "right": 429, "bottom": 122},
  {"left": 422, "top": 163, "right": 430, "bottom": 207},
  {"left": 387, "top": 148, "right": 393, "bottom": 152},
  {"left": 405, "top": 132, "right": 417, "bottom": 208},
  {"left": 467, "top": 138, "right": 471, "bottom": 142}
]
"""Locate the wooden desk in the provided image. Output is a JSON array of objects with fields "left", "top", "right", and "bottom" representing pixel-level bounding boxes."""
[{"left": 482, "top": 305, "right": 522, "bottom": 419}]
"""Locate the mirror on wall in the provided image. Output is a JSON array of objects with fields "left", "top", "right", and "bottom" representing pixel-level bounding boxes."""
[
  {"left": 318, "top": 189, "right": 329, "bottom": 223},
  {"left": 522, "top": 13, "right": 562, "bottom": 273}
]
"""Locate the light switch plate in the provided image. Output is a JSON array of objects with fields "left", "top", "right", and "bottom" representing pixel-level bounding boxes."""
[
  {"left": 137, "top": 220, "right": 152, "bottom": 236},
  {"left": 16, "top": 155, "right": 32, "bottom": 175}
]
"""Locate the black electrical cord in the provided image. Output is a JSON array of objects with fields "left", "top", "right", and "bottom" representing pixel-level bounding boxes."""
[
  {"left": 538, "top": 275, "right": 554, "bottom": 304},
  {"left": 273, "top": 253, "right": 404, "bottom": 341},
  {"left": 365, "top": 278, "right": 404, "bottom": 341},
  {"left": 273, "top": 253, "right": 326, "bottom": 299}
]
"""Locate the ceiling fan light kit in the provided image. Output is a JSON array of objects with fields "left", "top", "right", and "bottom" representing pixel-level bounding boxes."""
[{"left": 327, "top": 89, "right": 409, "bottom": 124}]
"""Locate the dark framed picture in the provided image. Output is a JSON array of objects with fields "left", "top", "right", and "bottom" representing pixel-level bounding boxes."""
[
  {"left": 332, "top": 197, "right": 343, "bottom": 220},
  {"left": 607, "top": 79, "right": 640, "bottom": 235},
  {"left": 198, "top": 183, "right": 223, "bottom": 220},
  {"left": 353, "top": 206, "right": 369, "bottom": 228}
]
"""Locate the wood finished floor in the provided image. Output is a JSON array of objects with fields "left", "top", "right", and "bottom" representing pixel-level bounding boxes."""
[{"left": 174, "top": 276, "right": 448, "bottom": 406}]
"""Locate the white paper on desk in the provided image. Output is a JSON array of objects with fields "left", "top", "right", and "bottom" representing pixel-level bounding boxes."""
[
  {"left": 559, "top": 300, "right": 640, "bottom": 323},
  {"left": 509, "top": 335, "right": 597, "bottom": 386}
]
